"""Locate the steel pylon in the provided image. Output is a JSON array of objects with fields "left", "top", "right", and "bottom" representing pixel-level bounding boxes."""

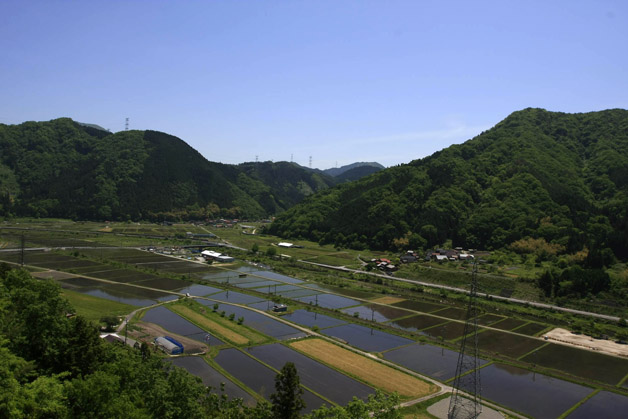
[{"left": 447, "top": 261, "right": 482, "bottom": 419}]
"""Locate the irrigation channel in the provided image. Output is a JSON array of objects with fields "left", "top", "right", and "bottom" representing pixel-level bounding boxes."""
[{"left": 3, "top": 246, "right": 628, "bottom": 418}]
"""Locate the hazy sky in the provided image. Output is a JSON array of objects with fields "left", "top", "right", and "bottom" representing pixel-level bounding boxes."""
[{"left": 1, "top": 1, "right": 626, "bottom": 169}]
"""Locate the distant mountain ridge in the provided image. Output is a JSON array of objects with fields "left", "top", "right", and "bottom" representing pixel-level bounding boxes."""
[
  {"left": 323, "top": 162, "right": 384, "bottom": 177},
  {"left": 0, "top": 118, "right": 337, "bottom": 220},
  {"left": 268, "top": 108, "right": 628, "bottom": 260}
]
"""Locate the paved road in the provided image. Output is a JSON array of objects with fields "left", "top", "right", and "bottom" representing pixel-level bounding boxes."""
[{"left": 298, "top": 260, "right": 621, "bottom": 322}]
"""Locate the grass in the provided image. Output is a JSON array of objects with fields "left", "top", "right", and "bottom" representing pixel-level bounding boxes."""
[
  {"left": 168, "top": 302, "right": 267, "bottom": 345},
  {"left": 61, "top": 288, "right": 135, "bottom": 322},
  {"left": 290, "top": 338, "right": 439, "bottom": 399},
  {"left": 398, "top": 392, "right": 450, "bottom": 418}
]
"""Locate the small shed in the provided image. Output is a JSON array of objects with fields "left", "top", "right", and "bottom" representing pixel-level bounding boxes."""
[
  {"left": 273, "top": 304, "right": 288, "bottom": 312},
  {"left": 155, "top": 336, "right": 184, "bottom": 355}
]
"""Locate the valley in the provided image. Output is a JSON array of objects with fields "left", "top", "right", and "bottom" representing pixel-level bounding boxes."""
[{"left": 1, "top": 219, "right": 627, "bottom": 418}]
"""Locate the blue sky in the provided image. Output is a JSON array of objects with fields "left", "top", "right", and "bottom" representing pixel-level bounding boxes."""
[{"left": 1, "top": 1, "right": 626, "bottom": 169}]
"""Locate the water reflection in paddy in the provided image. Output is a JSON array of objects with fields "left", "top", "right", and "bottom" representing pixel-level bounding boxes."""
[
  {"left": 214, "top": 348, "right": 327, "bottom": 413},
  {"left": 295, "top": 293, "right": 361, "bottom": 310},
  {"left": 176, "top": 284, "right": 221, "bottom": 296},
  {"left": 205, "top": 290, "right": 265, "bottom": 305},
  {"left": 248, "top": 343, "right": 375, "bottom": 405},
  {"left": 387, "top": 314, "right": 449, "bottom": 332},
  {"left": 567, "top": 390, "right": 628, "bottom": 419},
  {"left": 249, "top": 270, "right": 303, "bottom": 284},
  {"left": 322, "top": 323, "right": 413, "bottom": 352},
  {"left": 473, "top": 363, "right": 592, "bottom": 419},
  {"left": 276, "top": 288, "right": 322, "bottom": 298},
  {"left": 521, "top": 343, "right": 628, "bottom": 385},
  {"left": 420, "top": 321, "right": 468, "bottom": 341},
  {"left": 383, "top": 342, "right": 483, "bottom": 380},
  {"left": 341, "top": 304, "right": 410, "bottom": 323},
  {"left": 142, "top": 305, "right": 223, "bottom": 345},
  {"left": 282, "top": 309, "right": 347, "bottom": 329},
  {"left": 236, "top": 280, "right": 281, "bottom": 289},
  {"left": 167, "top": 356, "right": 256, "bottom": 406},
  {"left": 197, "top": 301, "right": 306, "bottom": 340}
]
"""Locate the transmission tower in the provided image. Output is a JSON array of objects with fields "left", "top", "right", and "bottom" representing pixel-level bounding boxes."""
[
  {"left": 125, "top": 117, "right": 129, "bottom": 130},
  {"left": 309, "top": 156, "right": 312, "bottom": 168},
  {"left": 448, "top": 261, "right": 482, "bottom": 418}
]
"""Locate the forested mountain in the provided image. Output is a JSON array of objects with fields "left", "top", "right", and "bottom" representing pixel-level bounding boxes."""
[
  {"left": 323, "top": 162, "right": 384, "bottom": 178},
  {"left": 0, "top": 118, "right": 335, "bottom": 220},
  {"left": 268, "top": 108, "right": 628, "bottom": 261},
  {"left": 334, "top": 165, "right": 384, "bottom": 183}
]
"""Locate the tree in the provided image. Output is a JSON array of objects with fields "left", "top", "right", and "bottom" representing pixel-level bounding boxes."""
[
  {"left": 251, "top": 243, "right": 259, "bottom": 254},
  {"left": 270, "top": 362, "right": 305, "bottom": 419},
  {"left": 266, "top": 246, "right": 277, "bottom": 257}
]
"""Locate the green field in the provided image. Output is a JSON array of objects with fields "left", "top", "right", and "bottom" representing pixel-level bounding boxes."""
[{"left": 61, "top": 288, "right": 136, "bottom": 322}]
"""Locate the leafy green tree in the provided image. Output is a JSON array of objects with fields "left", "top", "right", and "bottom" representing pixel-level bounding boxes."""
[{"left": 270, "top": 362, "right": 305, "bottom": 419}]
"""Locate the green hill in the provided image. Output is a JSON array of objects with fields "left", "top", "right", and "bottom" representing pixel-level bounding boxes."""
[
  {"left": 0, "top": 118, "right": 335, "bottom": 220},
  {"left": 268, "top": 108, "right": 628, "bottom": 261}
]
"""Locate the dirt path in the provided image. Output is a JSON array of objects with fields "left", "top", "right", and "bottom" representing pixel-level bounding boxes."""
[
  {"left": 544, "top": 328, "right": 628, "bottom": 358},
  {"left": 129, "top": 321, "right": 209, "bottom": 354}
]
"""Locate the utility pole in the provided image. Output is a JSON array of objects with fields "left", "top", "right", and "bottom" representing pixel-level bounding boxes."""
[{"left": 19, "top": 233, "right": 25, "bottom": 267}]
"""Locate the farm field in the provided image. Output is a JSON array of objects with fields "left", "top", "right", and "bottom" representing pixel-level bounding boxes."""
[
  {"left": 3, "top": 221, "right": 628, "bottom": 417},
  {"left": 61, "top": 288, "right": 135, "bottom": 322},
  {"left": 248, "top": 343, "right": 375, "bottom": 406},
  {"left": 213, "top": 348, "right": 328, "bottom": 413},
  {"left": 167, "top": 356, "right": 257, "bottom": 406},
  {"left": 290, "top": 338, "right": 438, "bottom": 399}
]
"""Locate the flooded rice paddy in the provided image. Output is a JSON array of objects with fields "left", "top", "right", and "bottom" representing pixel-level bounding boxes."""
[
  {"left": 248, "top": 343, "right": 375, "bottom": 405},
  {"left": 521, "top": 343, "right": 628, "bottom": 385},
  {"left": 383, "top": 342, "right": 486, "bottom": 380},
  {"left": 197, "top": 301, "right": 306, "bottom": 340},
  {"left": 472, "top": 363, "right": 593, "bottom": 419},
  {"left": 341, "top": 304, "right": 410, "bottom": 323},
  {"left": 203, "top": 290, "right": 266, "bottom": 305},
  {"left": 294, "top": 293, "right": 361, "bottom": 310},
  {"left": 167, "top": 356, "right": 256, "bottom": 406},
  {"left": 491, "top": 317, "right": 528, "bottom": 331},
  {"left": 392, "top": 299, "right": 444, "bottom": 313},
  {"left": 567, "top": 390, "right": 628, "bottom": 419},
  {"left": 431, "top": 306, "right": 468, "bottom": 320},
  {"left": 419, "top": 321, "right": 469, "bottom": 341},
  {"left": 477, "top": 329, "right": 546, "bottom": 358},
  {"left": 512, "top": 321, "right": 550, "bottom": 336},
  {"left": 281, "top": 309, "right": 347, "bottom": 329},
  {"left": 322, "top": 323, "right": 414, "bottom": 352},
  {"left": 213, "top": 348, "right": 327, "bottom": 413},
  {"left": 142, "top": 305, "right": 224, "bottom": 345},
  {"left": 387, "top": 314, "right": 449, "bottom": 332}
]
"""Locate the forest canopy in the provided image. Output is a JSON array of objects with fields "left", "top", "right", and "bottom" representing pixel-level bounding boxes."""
[{"left": 268, "top": 108, "right": 628, "bottom": 261}]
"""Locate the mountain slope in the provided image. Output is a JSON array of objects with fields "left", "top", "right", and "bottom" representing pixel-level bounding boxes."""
[
  {"left": 268, "top": 108, "right": 628, "bottom": 260},
  {"left": 323, "top": 162, "right": 384, "bottom": 177},
  {"left": 0, "top": 118, "right": 333, "bottom": 220}
]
